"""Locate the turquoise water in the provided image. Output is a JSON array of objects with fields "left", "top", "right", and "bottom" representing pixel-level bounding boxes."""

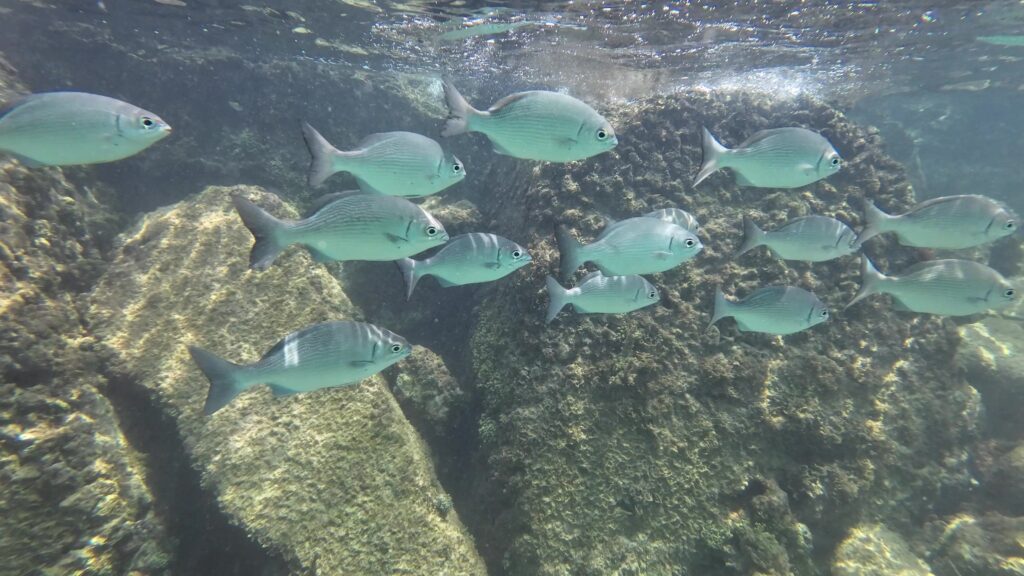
[{"left": 1, "top": 1, "right": 1023, "bottom": 575}]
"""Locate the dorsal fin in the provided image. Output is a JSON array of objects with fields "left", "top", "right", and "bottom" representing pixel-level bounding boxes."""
[
  {"left": 579, "top": 270, "right": 604, "bottom": 284},
  {"left": 303, "top": 190, "right": 364, "bottom": 218},
  {"left": 488, "top": 91, "right": 532, "bottom": 114}
]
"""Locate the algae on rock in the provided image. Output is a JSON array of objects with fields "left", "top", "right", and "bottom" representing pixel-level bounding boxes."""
[
  {"left": 87, "top": 185, "right": 486, "bottom": 575},
  {"left": 458, "top": 92, "right": 981, "bottom": 575},
  {"left": 832, "top": 524, "right": 933, "bottom": 576}
]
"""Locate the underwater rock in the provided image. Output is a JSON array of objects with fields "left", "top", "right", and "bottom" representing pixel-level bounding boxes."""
[
  {"left": 0, "top": 154, "right": 173, "bottom": 573},
  {"left": 924, "top": 513, "right": 1024, "bottom": 576},
  {"left": 87, "top": 186, "right": 486, "bottom": 575},
  {"left": 958, "top": 314, "right": 1024, "bottom": 439},
  {"left": 831, "top": 524, "right": 933, "bottom": 575},
  {"left": 387, "top": 344, "right": 469, "bottom": 444},
  {"left": 460, "top": 92, "right": 979, "bottom": 575}
]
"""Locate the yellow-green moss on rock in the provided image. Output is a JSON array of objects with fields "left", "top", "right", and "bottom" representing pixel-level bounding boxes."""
[
  {"left": 832, "top": 524, "right": 933, "bottom": 576},
  {"left": 87, "top": 185, "right": 486, "bottom": 575}
]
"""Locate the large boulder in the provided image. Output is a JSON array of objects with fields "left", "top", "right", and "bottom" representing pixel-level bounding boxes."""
[
  {"left": 831, "top": 524, "right": 933, "bottom": 576},
  {"left": 87, "top": 186, "right": 486, "bottom": 574},
  {"left": 457, "top": 92, "right": 981, "bottom": 574}
]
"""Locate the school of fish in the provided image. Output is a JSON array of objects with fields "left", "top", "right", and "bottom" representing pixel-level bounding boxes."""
[{"left": 0, "top": 80, "right": 1016, "bottom": 413}]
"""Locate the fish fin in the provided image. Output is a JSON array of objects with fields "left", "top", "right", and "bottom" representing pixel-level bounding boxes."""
[
  {"left": 845, "top": 256, "right": 887, "bottom": 310},
  {"left": 693, "top": 126, "right": 729, "bottom": 187},
  {"left": 266, "top": 384, "right": 299, "bottom": 397},
  {"left": 798, "top": 162, "right": 816, "bottom": 175},
  {"left": 350, "top": 360, "right": 375, "bottom": 367},
  {"left": 852, "top": 199, "right": 892, "bottom": 249},
  {"left": 653, "top": 251, "right": 674, "bottom": 259},
  {"left": 545, "top": 275, "right": 570, "bottom": 323},
  {"left": 891, "top": 298, "right": 912, "bottom": 312},
  {"left": 301, "top": 121, "right": 342, "bottom": 187},
  {"left": 232, "top": 195, "right": 291, "bottom": 271},
  {"left": 483, "top": 261, "right": 502, "bottom": 269},
  {"left": 441, "top": 80, "right": 482, "bottom": 137},
  {"left": 386, "top": 232, "right": 408, "bottom": 244},
  {"left": 555, "top": 225, "right": 585, "bottom": 280},
  {"left": 7, "top": 152, "right": 46, "bottom": 168},
  {"left": 557, "top": 137, "right": 578, "bottom": 148},
  {"left": 491, "top": 141, "right": 516, "bottom": 156},
  {"left": 436, "top": 278, "right": 457, "bottom": 287},
  {"left": 579, "top": 270, "right": 603, "bottom": 284},
  {"left": 734, "top": 172, "right": 755, "bottom": 187},
  {"left": 707, "top": 286, "right": 731, "bottom": 330},
  {"left": 735, "top": 216, "right": 766, "bottom": 257},
  {"left": 188, "top": 346, "right": 245, "bottom": 415},
  {"left": 303, "top": 190, "right": 363, "bottom": 218},
  {"left": 396, "top": 257, "right": 422, "bottom": 300},
  {"left": 305, "top": 245, "right": 333, "bottom": 263},
  {"left": 354, "top": 176, "right": 387, "bottom": 195}
]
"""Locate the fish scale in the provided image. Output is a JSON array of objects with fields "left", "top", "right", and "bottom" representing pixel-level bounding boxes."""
[{"left": 847, "top": 258, "right": 1016, "bottom": 315}]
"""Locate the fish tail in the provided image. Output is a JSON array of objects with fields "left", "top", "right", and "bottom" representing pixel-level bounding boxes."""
[
  {"left": 396, "top": 257, "right": 423, "bottom": 301},
  {"left": 693, "top": 126, "right": 729, "bottom": 187},
  {"left": 231, "top": 195, "right": 290, "bottom": 271},
  {"left": 846, "top": 256, "right": 887, "bottom": 310},
  {"left": 301, "top": 121, "right": 344, "bottom": 187},
  {"left": 545, "top": 275, "right": 571, "bottom": 323},
  {"left": 555, "top": 225, "right": 585, "bottom": 280},
  {"left": 441, "top": 80, "right": 480, "bottom": 137},
  {"left": 188, "top": 346, "right": 245, "bottom": 415},
  {"left": 735, "top": 216, "right": 766, "bottom": 257},
  {"left": 707, "top": 286, "right": 732, "bottom": 330},
  {"left": 852, "top": 199, "right": 892, "bottom": 249}
]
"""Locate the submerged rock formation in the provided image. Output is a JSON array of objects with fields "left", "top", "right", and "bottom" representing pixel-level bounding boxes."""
[
  {"left": 0, "top": 62, "right": 173, "bottom": 575},
  {"left": 87, "top": 186, "right": 486, "bottom": 575},
  {"left": 447, "top": 92, "right": 985, "bottom": 574}
]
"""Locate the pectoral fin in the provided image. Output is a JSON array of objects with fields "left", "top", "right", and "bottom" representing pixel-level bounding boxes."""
[
  {"left": 653, "top": 251, "right": 674, "bottom": 260},
  {"left": 484, "top": 262, "right": 502, "bottom": 269},
  {"left": 350, "top": 360, "right": 375, "bottom": 366},
  {"left": 798, "top": 163, "right": 816, "bottom": 175},
  {"left": 386, "top": 233, "right": 408, "bottom": 244}
]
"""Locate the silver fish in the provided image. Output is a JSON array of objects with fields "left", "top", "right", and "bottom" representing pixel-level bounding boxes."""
[
  {"left": 694, "top": 127, "right": 841, "bottom": 189},
  {"left": 396, "top": 233, "right": 532, "bottom": 299},
  {"left": 853, "top": 195, "right": 1017, "bottom": 249},
  {"left": 0, "top": 92, "right": 171, "bottom": 166},
  {"left": 232, "top": 193, "right": 448, "bottom": 270},
  {"left": 301, "top": 123, "right": 465, "bottom": 196},
  {"left": 545, "top": 272, "right": 659, "bottom": 323},
  {"left": 846, "top": 257, "right": 1016, "bottom": 316},
  {"left": 441, "top": 81, "right": 617, "bottom": 162},
  {"left": 189, "top": 321, "right": 411, "bottom": 414},
  {"left": 709, "top": 285, "right": 829, "bottom": 335},
  {"left": 598, "top": 208, "right": 700, "bottom": 240},
  {"left": 557, "top": 219, "right": 702, "bottom": 279},
  {"left": 736, "top": 215, "right": 856, "bottom": 262}
]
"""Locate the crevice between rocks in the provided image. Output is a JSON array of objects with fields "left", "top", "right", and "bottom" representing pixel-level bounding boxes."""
[{"left": 98, "top": 357, "right": 290, "bottom": 576}]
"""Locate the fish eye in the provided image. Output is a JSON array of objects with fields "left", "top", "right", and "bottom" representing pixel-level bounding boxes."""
[
  {"left": 426, "top": 226, "right": 438, "bottom": 236},
  {"left": 596, "top": 129, "right": 608, "bottom": 140},
  {"left": 684, "top": 238, "right": 696, "bottom": 248},
  {"left": 830, "top": 157, "right": 841, "bottom": 166},
  {"left": 391, "top": 344, "right": 403, "bottom": 353},
  {"left": 1005, "top": 289, "right": 1016, "bottom": 298},
  {"left": 452, "top": 163, "right": 461, "bottom": 173},
  {"left": 512, "top": 250, "right": 522, "bottom": 259},
  {"left": 1005, "top": 220, "right": 1015, "bottom": 230},
  {"left": 141, "top": 117, "right": 154, "bottom": 128},
  {"left": 648, "top": 290, "right": 657, "bottom": 299},
  {"left": 820, "top": 309, "right": 829, "bottom": 318}
]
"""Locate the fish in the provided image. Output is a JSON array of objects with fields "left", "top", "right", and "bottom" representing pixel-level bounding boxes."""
[
  {"left": 852, "top": 195, "right": 1017, "bottom": 250},
  {"left": 736, "top": 215, "right": 857, "bottom": 262},
  {"left": 545, "top": 272, "right": 659, "bottom": 323},
  {"left": 441, "top": 81, "right": 617, "bottom": 162},
  {"left": 708, "top": 285, "right": 829, "bottom": 335},
  {"left": 598, "top": 207, "right": 700, "bottom": 240},
  {"left": 0, "top": 92, "right": 171, "bottom": 166},
  {"left": 396, "top": 233, "right": 532, "bottom": 299},
  {"left": 188, "top": 321, "right": 412, "bottom": 414},
  {"left": 556, "top": 219, "right": 702, "bottom": 279},
  {"left": 693, "top": 126, "right": 841, "bottom": 189},
  {"left": 846, "top": 257, "right": 1016, "bottom": 316},
  {"left": 301, "top": 122, "right": 465, "bottom": 196},
  {"left": 232, "top": 193, "right": 448, "bottom": 270}
]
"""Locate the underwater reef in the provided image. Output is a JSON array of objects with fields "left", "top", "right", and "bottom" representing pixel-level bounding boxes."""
[
  {"left": 86, "top": 186, "right": 486, "bottom": 575},
  {"left": 1, "top": 34, "right": 1023, "bottom": 575}
]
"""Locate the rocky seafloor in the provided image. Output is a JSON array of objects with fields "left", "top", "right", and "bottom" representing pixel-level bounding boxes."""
[{"left": 1, "top": 42, "right": 1023, "bottom": 576}]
